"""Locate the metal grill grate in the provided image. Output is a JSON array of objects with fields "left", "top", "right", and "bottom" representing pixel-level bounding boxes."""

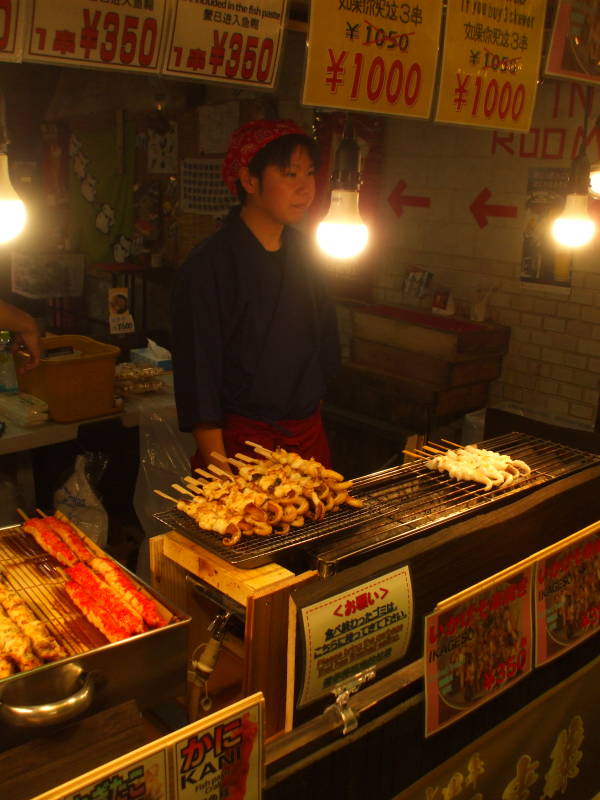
[{"left": 154, "top": 433, "right": 600, "bottom": 569}]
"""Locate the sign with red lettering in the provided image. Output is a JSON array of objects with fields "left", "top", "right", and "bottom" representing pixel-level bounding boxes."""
[
  {"left": 0, "top": 0, "right": 24, "bottom": 61},
  {"left": 23, "top": 0, "right": 168, "bottom": 74},
  {"left": 162, "top": 0, "right": 287, "bottom": 88},
  {"left": 297, "top": 565, "right": 413, "bottom": 708},
  {"left": 302, "top": 0, "right": 443, "bottom": 118},
  {"left": 424, "top": 567, "right": 533, "bottom": 737},
  {"left": 435, "top": 0, "right": 547, "bottom": 132},
  {"left": 534, "top": 526, "right": 600, "bottom": 667}
]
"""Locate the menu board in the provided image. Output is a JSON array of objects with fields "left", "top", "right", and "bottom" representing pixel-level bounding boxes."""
[
  {"left": 297, "top": 565, "right": 413, "bottom": 708},
  {"left": 23, "top": 0, "right": 169, "bottom": 74},
  {"left": 424, "top": 567, "right": 534, "bottom": 737},
  {"left": 0, "top": 0, "right": 24, "bottom": 61},
  {"left": 435, "top": 0, "right": 547, "bottom": 132},
  {"left": 162, "top": 0, "right": 288, "bottom": 88},
  {"left": 534, "top": 525, "right": 600, "bottom": 667},
  {"left": 302, "top": 0, "right": 443, "bottom": 119}
]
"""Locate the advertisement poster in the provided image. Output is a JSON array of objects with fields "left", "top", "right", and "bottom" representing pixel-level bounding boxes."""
[
  {"left": 298, "top": 565, "right": 413, "bottom": 708},
  {"left": 545, "top": 0, "right": 600, "bottom": 86},
  {"left": 435, "top": 0, "right": 547, "bottom": 132},
  {"left": 63, "top": 751, "right": 168, "bottom": 800},
  {"left": 521, "top": 167, "right": 572, "bottom": 284},
  {"left": 109, "top": 286, "right": 134, "bottom": 335},
  {"left": 0, "top": 0, "right": 25, "bottom": 62},
  {"left": 424, "top": 567, "right": 534, "bottom": 737},
  {"left": 174, "top": 700, "right": 263, "bottom": 800},
  {"left": 23, "top": 0, "right": 169, "bottom": 74},
  {"left": 302, "top": 0, "right": 443, "bottom": 119},
  {"left": 534, "top": 526, "right": 600, "bottom": 667},
  {"left": 162, "top": 0, "right": 287, "bottom": 88}
]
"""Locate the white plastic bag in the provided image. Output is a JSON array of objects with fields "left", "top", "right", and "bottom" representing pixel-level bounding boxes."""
[
  {"left": 53, "top": 453, "right": 109, "bottom": 547},
  {"left": 133, "top": 409, "right": 195, "bottom": 581}
]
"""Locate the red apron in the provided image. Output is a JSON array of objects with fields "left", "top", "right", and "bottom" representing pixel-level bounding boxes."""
[{"left": 191, "top": 407, "right": 331, "bottom": 472}]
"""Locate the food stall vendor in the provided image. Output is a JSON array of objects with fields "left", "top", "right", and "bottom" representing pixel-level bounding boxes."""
[{"left": 171, "top": 119, "right": 341, "bottom": 471}]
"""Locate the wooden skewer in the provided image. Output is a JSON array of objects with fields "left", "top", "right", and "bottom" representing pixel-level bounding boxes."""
[
  {"left": 246, "top": 440, "right": 274, "bottom": 459},
  {"left": 172, "top": 483, "right": 196, "bottom": 498},
  {"left": 35, "top": 507, "right": 48, "bottom": 518},
  {"left": 235, "top": 453, "right": 259, "bottom": 463},
  {"left": 402, "top": 450, "right": 426, "bottom": 459},
  {"left": 208, "top": 464, "right": 234, "bottom": 480},
  {"left": 210, "top": 451, "right": 231, "bottom": 465},
  {"left": 423, "top": 444, "right": 447, "bottom": 454},
  {"left": 195, "top": 468, "right": 216, "bottom": 480},
  {"left": 441, "top": 438, "right": 461, "bottom": 449},
  {"left": 153, "top": 489, "right": 180, "bottom": 503},
  {"left": 181, "top": 478, "right": 203, "bottom": 495},
  {"left": 16, "top": 508, "right": 28, "bottom": 522}
]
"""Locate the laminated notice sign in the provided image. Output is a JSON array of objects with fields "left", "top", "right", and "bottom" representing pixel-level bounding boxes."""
[
  {"left": 23, "top": 0, "right": 169, "bottom": 74},
  {"left": 297, "top": 565, "right": 413, "bottom": 708},
  {"left": 435, "top": 0, "right": 547, "bottom": 132},
  {"left": 0, "top": 0, "right": 25, "bottom": 62},
  {"left": 302, "top": 0, "right": 443, "bottom": 119},
  {"left": 534, "top": 524, "right": 600, "bottom": 667},
  {"left": 162, "top": 0, "right": 287, "bottom": 89},
  {"left": 424, "top": 567, "right": 533, "bottom": 737}
]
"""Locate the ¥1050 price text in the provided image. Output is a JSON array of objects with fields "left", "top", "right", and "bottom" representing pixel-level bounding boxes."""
[
  {"left": 326, "top": 48, "right": 421, "bottom": 107},
  {"left": 171, "top": 31, "right": 274, "bottom": 82},
  {"left": 482, "top": 637, "right": 527, "bottom": 691},
  {"left": 34, "top": 9, "right": 159, "bottom": 67}
]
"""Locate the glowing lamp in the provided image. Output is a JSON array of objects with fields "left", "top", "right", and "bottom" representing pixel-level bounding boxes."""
[
  {"left": 551, "top": 193, "right": 596, "bottom": 248},
  {"left": 316, "top": 117, "right": 369, "bottom": 260},
  {"left": 0, "top": 153, "right": 26, "bottom": 244}
]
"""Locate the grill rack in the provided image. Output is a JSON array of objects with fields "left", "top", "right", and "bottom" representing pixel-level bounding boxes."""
[{"left": 153, "top": 432, "right": 600, "bottom": 569}]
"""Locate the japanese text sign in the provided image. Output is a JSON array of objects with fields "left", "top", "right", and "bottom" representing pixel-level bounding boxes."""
[
  {"left": 302, "top": 0, "right": 443, "bottom": 119},
  {"left": 297, "top": 565, "right": 413, "bottom": 708},
  {"left": 0, "top": 0, "right": 25, "bottom": 61},
  {"left": 23, "top": 0, "right": 169, "bottom": 74},
  {"left": 534, "top": 526, "right": 600, "bottom": 667},
  {"left": 162, "top": 0, "right": 288, "bottom": 88},
  {"left": 545, "top": 0, "right": 600, "bottom": 86},
  {"left": 33, "top": 694, "right": 264, "bottom": 800},
  {"left": 435, "top": 0, "right": 547, "bottom": 132},
  {"left": 424, "top": 567, "right": 534, "bottom": 737}
]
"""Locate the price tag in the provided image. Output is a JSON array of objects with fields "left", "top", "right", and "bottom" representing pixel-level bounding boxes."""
[
  {"left": 162, "top": 0, "right": 287, "bottom": 88},
  {"left": 435, "top": 0, "right": 546, "bottom": 132},
  {"left": 23, "top": 0, "right": 168, "bottom": 74},
  {"left": 424, "top": 567, "right": 534, "bottom": 737},
  {"left": 302, "top": 0, "right": 443, "bottom": 119},
  {"left": 0, "top": 0, "right": 25, "bottom": 62},
  {"left": 534, "top": 527, "right": 600, "bottom": 667}
]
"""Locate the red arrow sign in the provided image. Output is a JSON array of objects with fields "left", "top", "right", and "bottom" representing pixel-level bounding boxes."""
[
  {"left": 470, "top": 187, "right": 518, "bottom": 228},
  {"left": 387, "top": 180, "right": 431, "bottom": 217}
]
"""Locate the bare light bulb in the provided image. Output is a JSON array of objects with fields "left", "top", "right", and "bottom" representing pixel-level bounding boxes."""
[
  {"left": 316, "top": 189, "right": 369, "bottom": 259},
  {"left": 589, "top": 162, "right": 600, "bottom": 197},
  {"left": 0, "top": 154, "right": 26, "bottom": 244},
  {"left": 551, "top": 194, "right": 596, "bottom": 248}
]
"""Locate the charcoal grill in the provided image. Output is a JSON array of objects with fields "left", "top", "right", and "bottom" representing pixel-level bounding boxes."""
[
  {"left": 154, "top": 433, "right": 600, "bottom": 573},
  {"left": 0, "top": 523, "right": 190, "bottom": 749}
]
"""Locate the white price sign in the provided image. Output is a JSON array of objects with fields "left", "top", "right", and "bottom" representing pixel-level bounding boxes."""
[
  {"left": 0, "top": 0, "right": 25, "bottom": 62},
  {"left": 162, "top": 0, "right": 287, "bottom": 88},
  {"left": 23, "top": 0, "right": 168, "bottom": 74}
]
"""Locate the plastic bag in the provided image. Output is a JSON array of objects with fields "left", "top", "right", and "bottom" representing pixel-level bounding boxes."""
[
  {"left": 133, "top": 409, "right": 195, "bottom": 581},
  {"left": 53, "top": 452, "right": 109, "bottom": 547}
]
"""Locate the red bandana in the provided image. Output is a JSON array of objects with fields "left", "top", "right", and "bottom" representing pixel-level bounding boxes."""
[{"left": 221, "top": 118, "right": 307, "bottom": 196}]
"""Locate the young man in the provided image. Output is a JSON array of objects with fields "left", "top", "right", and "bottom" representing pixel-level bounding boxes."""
[{"left": 172, "top": 119, "right": 341, "bottom": 470}]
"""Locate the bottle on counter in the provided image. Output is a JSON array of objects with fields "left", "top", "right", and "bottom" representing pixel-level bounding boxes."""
[{"left": 0, "top": 330, "right": 18, "bottom": 393}]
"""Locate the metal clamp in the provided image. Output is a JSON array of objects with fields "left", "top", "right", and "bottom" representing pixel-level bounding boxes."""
[{"left": 326, "top": 668, "right": 376, "bottom": 735}]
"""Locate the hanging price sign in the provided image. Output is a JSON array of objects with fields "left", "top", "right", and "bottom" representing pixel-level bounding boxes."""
[
  {"left": 23, "top": 0, "right": 168, "bottom": 74},
  {"left": 302, "top": 0, "right": 443, "bottom": 118},
  {"left": 0, "top": 0, "right": 25, "bottom": 62},
  {"left": 424, "top": 566, "right": 534, "bottom": 737},
  {"left": 161, "top": 0, "right": 287, "bottom": 88},
  {"left": 435, "top": 0, "right": 546, "bottom": 132}
]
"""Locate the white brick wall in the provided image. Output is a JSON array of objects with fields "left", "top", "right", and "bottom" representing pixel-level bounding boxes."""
[{"left": 371, "top": 80, "right": 600, "bottom": 430}]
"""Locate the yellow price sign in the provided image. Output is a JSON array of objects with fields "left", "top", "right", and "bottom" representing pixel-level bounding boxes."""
[
  {"left": 303, "top": 0, "right": 443, "bottom": 119},
  {"left": 435, "top": 0, "right": 547, "bottom": 132}
]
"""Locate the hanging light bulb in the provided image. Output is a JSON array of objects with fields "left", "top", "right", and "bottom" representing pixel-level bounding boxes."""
[
  {"left": 316, "top": 116, "right": 368, "bottom": 260},
  {"left": 0, "top": 93, "right": 26, "bottom": 245},
  {"left": 551, "top": 129, "right": 595, "bottom": 248},
  {"left": 589, "top": 161, "right": 600, "bottom": 197}
]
